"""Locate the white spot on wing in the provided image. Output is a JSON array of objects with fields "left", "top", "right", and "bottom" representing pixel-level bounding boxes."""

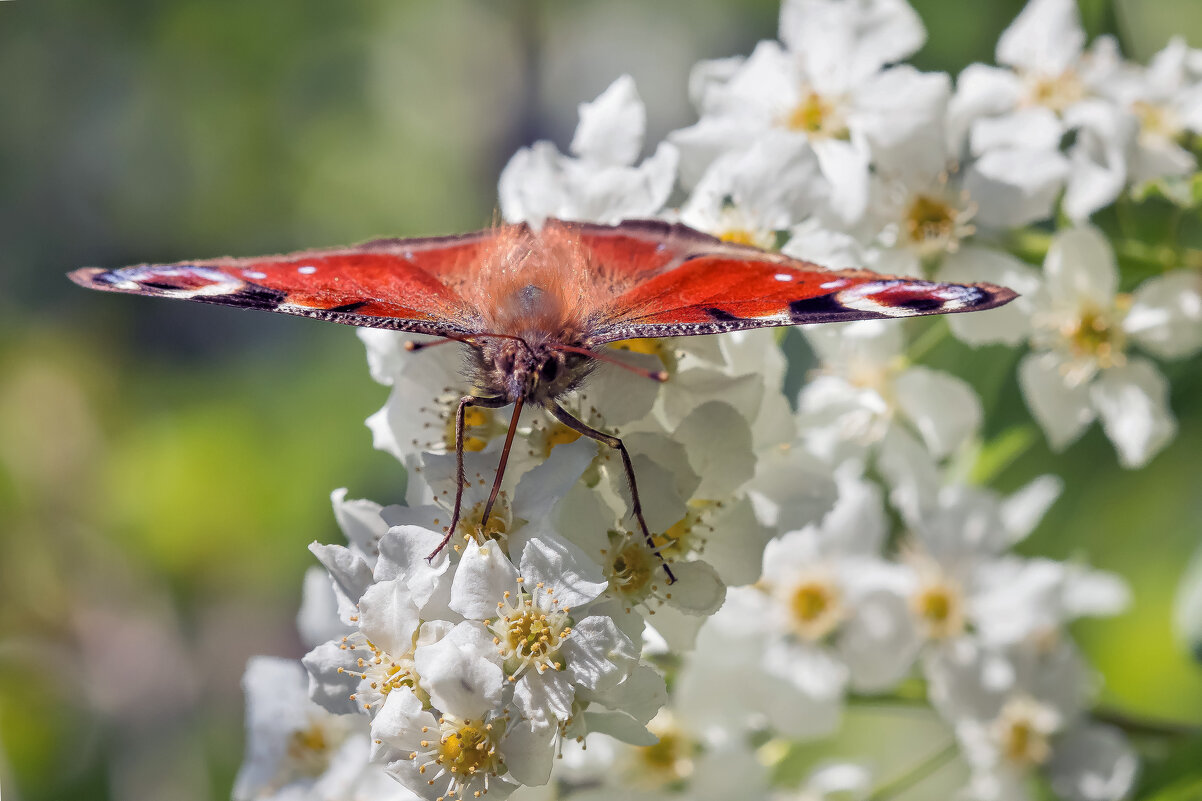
[
  {"left": 298, "top": 265, "right": 317, "bottom": 275},
  {"left": 244, "top": 270, "right": 267, "bottom": 280},
  {"left": 820, "top": 280, "right": 845, "bottom": 290},
  {"left": 774, "top": 273, "right": 793, "bottom": 282}
]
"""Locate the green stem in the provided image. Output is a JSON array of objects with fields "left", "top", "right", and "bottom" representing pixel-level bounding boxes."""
[
  {"left": 906, "top": 320, "right": 949, "bottom": 364},
  {"left": 866, "top": 743, "right": 958, "bottom": 801},
  {"left": 1093, "top": 707, "right": 1201, "bottom": 739}
]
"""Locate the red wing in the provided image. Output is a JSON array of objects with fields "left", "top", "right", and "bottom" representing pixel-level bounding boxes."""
[
  {"left": 582, "top": 236, "right": 1017, "bottom": 344},
  {"left": 67, "top": 229, "right": 512, "bottom": 337}
]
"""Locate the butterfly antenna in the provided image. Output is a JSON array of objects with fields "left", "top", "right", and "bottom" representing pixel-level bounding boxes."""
[
  {"left": 404, "top": 334, "right": 478, "bottom": 352},
  {"left": 553, "top": 344, "right": 668, "bottom": 383},
  {"left": 480, "top": 396, "right": 524, "bottom": 530}
]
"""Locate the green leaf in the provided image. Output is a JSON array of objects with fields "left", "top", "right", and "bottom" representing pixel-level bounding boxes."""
[
  {"left": 970, "top": 424, "right": 1038, "bottom": 486},
  {"left": 1135, "top": 735, "right": 1202, "bottom": 800}
]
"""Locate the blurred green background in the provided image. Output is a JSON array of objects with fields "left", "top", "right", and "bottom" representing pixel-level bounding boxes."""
[{"left": 1, "top": 1, "right": 1200, "bottom": 799}]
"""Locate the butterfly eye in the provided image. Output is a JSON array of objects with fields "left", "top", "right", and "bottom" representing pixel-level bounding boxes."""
[{"left": 540, "top": 360, "right": 559, "bottom": 383}]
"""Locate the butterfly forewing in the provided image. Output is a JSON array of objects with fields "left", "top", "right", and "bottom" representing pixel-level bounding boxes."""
[
  {"left": 68, "top": 230, "right": 506, "bottom": 337},
  {"left": 586, "top": 246, "right": 1015, "bottom": 343}
]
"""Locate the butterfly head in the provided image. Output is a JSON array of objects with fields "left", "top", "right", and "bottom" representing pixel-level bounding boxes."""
[{"left": 474, "top": 335, "right": 593, "bottom": 406}]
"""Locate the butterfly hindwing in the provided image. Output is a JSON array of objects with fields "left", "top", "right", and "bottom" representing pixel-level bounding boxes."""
[{"left": 67, "top": 230, "right": 506, "bottom": 337}]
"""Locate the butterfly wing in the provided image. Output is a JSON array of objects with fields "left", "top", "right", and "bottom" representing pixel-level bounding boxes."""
[
  {"left": 576, "top": 221, "right": 1016, "bottom": 343},
  {"left": 67, "top": 229, "right": 511, "bottom": 337}
]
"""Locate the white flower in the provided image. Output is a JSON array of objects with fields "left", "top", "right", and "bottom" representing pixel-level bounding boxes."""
[
  {"left": 234, "top": 657, "right": 411, "bottom": 801},
  {"left": 948, "top": 0, "right": 1134, "bottom": 221},
  {"left": 679, "top": 130, "right": 829, "bottom": 247},
  {"left": 676, "top": 471, "right": 918, "bottom": 739},
  {"left": 879, "top": 455, "right": 1130, "bottom": 646},
  {"left": 797, "top": 319, "right": 982, "bottom": 466},
  {"left": 926, "top": 639, "right": 1138, "bottom": 801},
  {"left": 449, "top": 537, "right": 644, "bottom": 731},
  {"left": 1096, "top": 37, "right": 1202, "bottom": 185},
  {"left": 553, "top": 709, "right": 771, "bottom": 801},
  {"left": 1018, "top": 226, "right": 1194, "bottom": 467},
  {"left": 374, "top": 688, "right": 551, "bottom": 801},
  {"left": 774, "top": 762, "right": 873, "bottom": 801},
  {"left": 499, "top": 75, "right": 677, "bottom": 226},
  {"left": 671, "top": 0, "right": 940, "bottom": 225}
]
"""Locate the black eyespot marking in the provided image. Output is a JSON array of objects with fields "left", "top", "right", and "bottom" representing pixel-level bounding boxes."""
[
  {"left": 233, "top": 285, "right": 289, "bottom": 308},
  {"left": 541, "top": 360, "right": 559, "bottom": 383},
  {"left": 895, "top": 296, "right": 944, "bottom": 312},
  {"left": 787, "top": 294, "right": 847, "bottom": 322},
  {"left": 327, "top": 300, "right": 370, "bottom": 314},
  {"left": 705, "top": 307, "right": 741, "bottom": 322}
]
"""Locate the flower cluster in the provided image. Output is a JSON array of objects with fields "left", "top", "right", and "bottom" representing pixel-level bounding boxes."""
[{"left": 233, "top": 1, "right": 1202, "bottom": 800}]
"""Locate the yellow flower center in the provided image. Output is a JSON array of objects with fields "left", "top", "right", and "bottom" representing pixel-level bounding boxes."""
[
  {"left": 785, "top": 91, "right": 848, "bottom": 139},
  {"left": 489, "top": 587, "right": 571, "bottom": 679},
  {"left": 787, "top": 577, "right": 842, "bottom": 640},
  {"left": 1026, "top": 70, "right": 1085, "bottom": 113},
  {"left": 456, "top": 496, "right": 512, "bottom": 550},
  {"left": 443, "top": 405, "right": 496, "bottom": 453},
  {"left": 994, "top": 696, "right": 1058, "bottom": 766},
  {"left": 601, "top": 529, "right": 664, "bottom": 607},
  {"left": 1062, "top": 304, "right": 1127, "bottom": 369},
  {"left": 438, "top": 721, "right": 500, "bottom": 776},
  {"left": 904, "top": 193, "right": 972, "bottom": 256},
  {"left": 911, "top": 581, "right": 965, "bottom": 639},
  {"left": 285, "top": 721, "right": 335, "bottom": 777}
]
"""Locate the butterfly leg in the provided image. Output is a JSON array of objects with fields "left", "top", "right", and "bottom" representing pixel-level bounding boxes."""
[
  {"left": 547, "top": 402, "right": 677, "bottom": 585},
  {"left": 480, "top": 396, "right": 525, "bottom": 530},
  {"left": 428, "top": 394, "right": 509, "bottom": 562}
]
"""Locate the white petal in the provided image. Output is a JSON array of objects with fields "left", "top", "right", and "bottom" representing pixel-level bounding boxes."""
[
  {"left": 1090, "top": 357, "right": 1177, "bottom": 468},
  {"left": 662, "top": 559, "right": 727, "bottom": 616},
  {"left": 996, "top": 0, "right": 1085, "bottom": 75},
  {"left": 839, "top": 587, "right": 921, "bottom": 691},
  {"left": 308, "top": 542, "right": 373, "bottom": 624},
  {"left": 969, "top": 107, "right": 1064, "bottom": 155},
  {"left": 518, "top": 535, "right": 607, "bottom": 611},
  {"left": 415, "top": 622, "right": 503, "bottom": 720},
  {"left": 673, "top": 401, "right": 756, "bottom": 499},
  {"left": 1000, "top": 474, "right": 1062, "bottom": 544},
  {"left": 501, "top": 720, "right": 557, "bottom": 786},
  {"left": 1062, "top": 101, "right": 1134, "bottom": 221},
  {"left": 1018, "top": 352, "right": 1096, "bottom": 451},
  {"left": 1125, "top": 270, "right": 1202, "bottom": 360},
  {"left": 561, "top": 615, "right": 637, "bottom": 693},
  {"left": 762, "top": 639, "right": 848, "bottom": 738},
  {"left": 1062, "top": 564, "right": 1131, "bottom": 619},
  {"left": 966, "top": 147, "right": 1069, "bottom": 228},
  {"left": 580, "top": 710, "right": 657, "bottom": 746},
  {"left": 894, "top": 366, "right": 983, "bottom": 459},
  {"left": 450, "top": 540, "right": 520, "bottom": 620},
  {"left": 297, "top": 566, "right": 349, "bottom": 649},
  {"left": 586, "top": 663, "right": 667, "bottom": 724},
  {"left": 512, "top": 439, "right": 598, "bottom": 522},
  {"left": 700, "top": 496, "right": 775, "bottom": 587},
  {"left": 301, "top": 641, "right": 360, "bottom": 715},
  {"left": 938, "top": 246, "right": 1041, "bottom": 346},
  {"left": 854, "top": 66, "right": 951, "bottom": 180},
  {"left": 948, "top": 64, "right": 1024, "bottom": 152},
  {"left": 498, "top": 140, "right": 568, "bottom": 226},
  {"left": 1047, "top": 725, "right": 1139, "bottom": 801},
  {"left": 358, "top": 579, "right": 420, "bottom": 658},
  {"left": 1044, "top": 225, "right": 1120, "bottom": 308},
  {"left": 570, "top": 75, "right": 645, "bottom": 167},
  {"left": 516, "top": 667, "right": 575, "bottom": 725},
  {"left": 819, "top": 466, "right": 889, "bottom": 556},
  {"left": 331, "top": 488, "right": 388, "bottom": 559},
  {"left": 812, "top": 138, "right": 871, "bottom": 225},
  {"left": 780, "top": 0, "right": 925, "bottom": 88}
]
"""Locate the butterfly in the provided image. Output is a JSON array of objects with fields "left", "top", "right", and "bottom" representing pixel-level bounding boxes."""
[{"left": 70, "top": 218, "right": 1015, "bottom": 583}]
